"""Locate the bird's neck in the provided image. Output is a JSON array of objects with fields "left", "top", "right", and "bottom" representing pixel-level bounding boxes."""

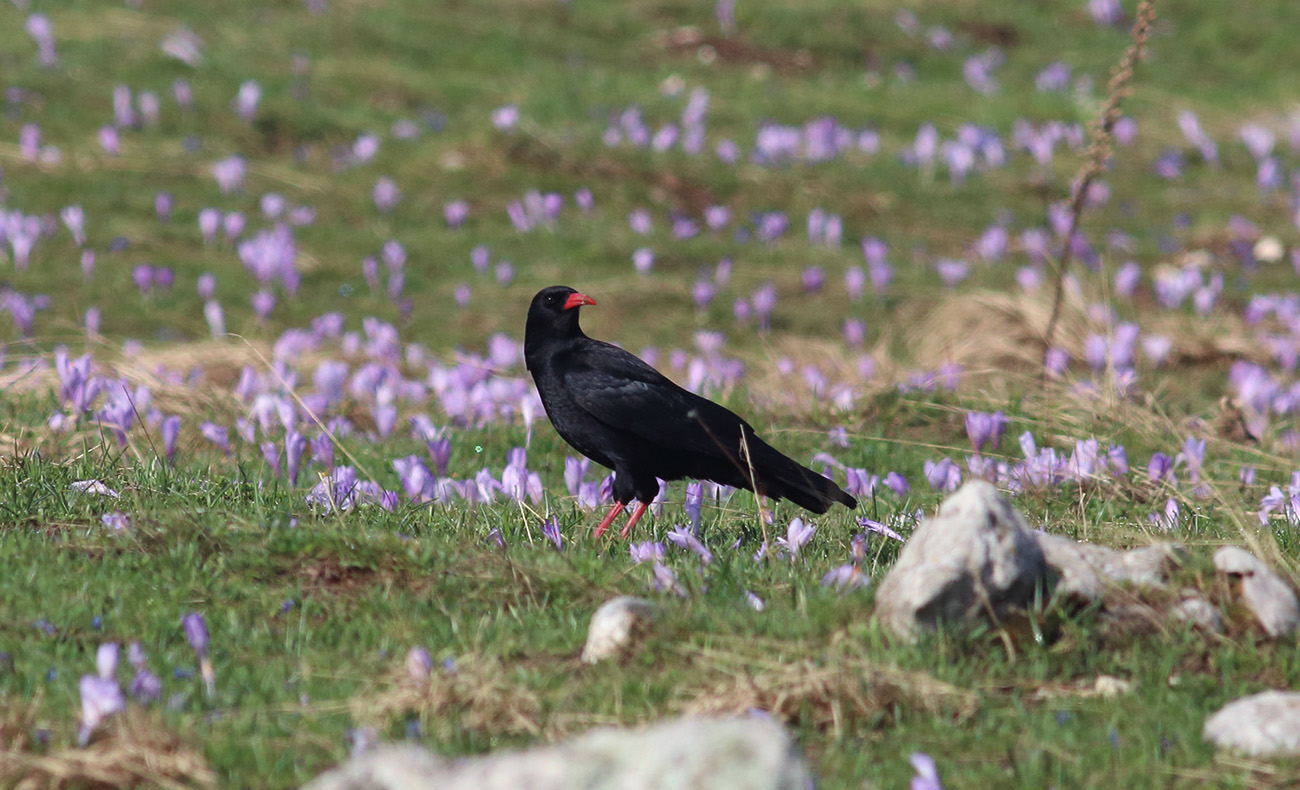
[{"left": 525, "top": 314, "right": 586, "bottom": 361}]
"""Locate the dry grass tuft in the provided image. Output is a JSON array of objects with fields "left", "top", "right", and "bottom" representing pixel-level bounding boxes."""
[
  {"left": 355, "top": 655, "right": 544, "bottom": 740},
  {"left": 0, "top": 340, "right": 273, "bottom": 461},
  {"left": 907, "top": 288, "right": 1091, "bottom": 381},
  {"left": 680, "top": 653, "right": 976, "bottom": 739},
  {"left": 0, "top": 710, "right": 216, "bottom": 790}
]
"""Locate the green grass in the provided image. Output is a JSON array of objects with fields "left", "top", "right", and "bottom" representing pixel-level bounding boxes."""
[{"left": 4, "top": 0, "right": 1300, "bottom": 787}]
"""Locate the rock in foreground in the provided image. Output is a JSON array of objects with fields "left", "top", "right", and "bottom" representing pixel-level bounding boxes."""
[
  {"left": 1213, "top": 547, "right": 1300, "bottom": 638},
  {"left": 874, "top": 480, "right": 1048, "bottom": 640},
  {"left": 1204, "top": 691, "right": 1300, "bottom": 757},
  {"left": 582, "top": 596, "right": 655, "bottom": 664},
  {"left": 301, "top": 716, "right": 812, "bottom": 790}
]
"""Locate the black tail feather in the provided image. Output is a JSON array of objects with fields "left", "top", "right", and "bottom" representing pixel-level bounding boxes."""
[{"left": 746, "top": 435, "right": 858, "bottom": 514}]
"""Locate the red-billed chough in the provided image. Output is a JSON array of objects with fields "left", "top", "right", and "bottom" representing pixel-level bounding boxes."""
[{"left": 524, "top": 285, "right": 857, "bottom": 539}]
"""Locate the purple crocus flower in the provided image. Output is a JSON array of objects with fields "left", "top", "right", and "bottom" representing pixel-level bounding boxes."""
[
  {"left": 575, "top": 187, "right": 594, "bottom": 212},
  {"left": 540, "top": 516, "right": 563, "bottom": 551},
  {"left": 284, "top": 431, "right": 308, "bottom": 486},
  {"left": 821, "top": 564, "right": 870, "bottom": 591},
  {"left": 98, "top": 125, "right": 120, "bottom": 156},
  {"left": 198, "top": 208, "right": 220, "bottom": 245},
  {"left": 491, "top": 104, "right": 519, "bottom": 130},
  {"left": 96, "top": 643, "right": 119, "bottom": 679},
  {"left": 81, "top": 250, "right": 96, "bottom": 282},
  {"left": 684, "top": 481, "right": 703, "bottom": 531},
  {"left": 751, "top": 283, "right": 777, "bottom": 331},
  {"left": 25, "top": 13, "right": 57, "bottom": 66},
  {"left": 650, "top": 562, "right": 688, "bottom": 597},
  {"left": 223, "top": 211, "right": 245, "bottom": 241},
  {"left": 251, "top": 290, "right": 276, "bottom": 321},
  {"left": 884, "top": 471, "right": 910, "bottom": 496},
  {"left": 495, "top": 261, "right": 515, "bottom": 286},
  {"left": 965, "top": 410, "right": 1008, "bottom": 452},
  {"left": 173, "top": 78, "right": 195, "bottom": 108},
  {"left": 233, "top": 80, "right": 261, "bottom": 121},
  {"left": 910, "top": 753, "right": 943, "bottom": 790},
  {"left": 373, "top": 177, "right": 401, "bottom": 212},
  {"left": 261, "top": 442, "right": 282, "bottom": 477},
  {"left": 197, "top": 273, "right": 217, "bottom": 301},
  {"left": 1153, "top": 498, "right": 1180, "bottom": 531},
  {"left": 204, "top": 301, "right": 225, "bottom": 337},
  {"left": 924, "top": 457, "right": 962, "bottom": 492},
  {"left": 210, "top": 155, "right": 246, "bottom": 193},
  {"left": 131, "top": 265, "right": 154, "bottom": 295},
  {"left": 127, "top": 644, "right": 162, "bottom": 704},
  {"left": 77, "top": 674, "right": 125, "bottom": 746},
  {"left": 200, "top": 421, "right": 230, "bottom": 456},
  {"left": 444, "top": 200, "right": 469, "bottom": 228},
  {"left": 632, "top": 248, "right": 654, "bottom": 275},
  {"left": 154, "top": 191, "right": 173, "bottom": 222},
  {"left": 667, "top": 524, "right": 713, "bottom": 564},
  {"left": 1044, "top": 348, "right": 1069, "bottom": 377},
  {"left": 1147, "top": 452, "right": 1174, "bottom": 484},
  {"left": 858, "top": 516, "right": 905, "bottom": 542},
  {"left": 161, "top": 415, "right": 181, "bottom": 463},
  {"left": 630, "top": 541, "right": 666, "bottom": 564},
  {"left": 628, "top": 209, "right": 652, "bottom": 235},
  {"left": 776, "top": 518, "right": 816, "bottom": 560},
  {"left": 61, "top": 205, "right": 86, "bottom": 246},
  {"left": 802, "top": 266, "right": 825, "bottom": 292},
  {"left": 182, "top": 611, "right": 215, "bottom": 696},
  {"left": 935, "top": 259, "right": 969, "bottom": 288},
  {"left": 352, "top": 132, "right": 380, "bottom": 162}
]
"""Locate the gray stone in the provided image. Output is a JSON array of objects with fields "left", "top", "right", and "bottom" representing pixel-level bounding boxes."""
[
  {"left": 582, "top": 596, "right": 655, "bottom": 664},
  {"left": 301, "top": 716, "right": 813, "bottom": 790},
  {"left": 1204, "top": 691, "right": 1300, "bottom": 756},
  {"left": 1032, "top": 533, "right": 1103, "bottom": 601},
  {"left": 1033, "top": 534, "right": 1178, "bottom": 603},
  {"left": 874, "top": 481, "right": 1049, "bottom": 640},
  {"left": 1171, "top": 596, "right": 1224, "bottom": 633},
  {"left": 1213, "top": 547, "right": 1300, "bottom": 638}
]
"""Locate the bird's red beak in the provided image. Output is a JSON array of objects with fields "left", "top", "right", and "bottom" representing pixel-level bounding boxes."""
[{"left": 564, "top": 292, "right": 596, "bottom": 310}]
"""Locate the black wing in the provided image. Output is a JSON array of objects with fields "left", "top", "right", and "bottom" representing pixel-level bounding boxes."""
[{"left": 562, "top": 340, "right": 753, "bottom": 463}]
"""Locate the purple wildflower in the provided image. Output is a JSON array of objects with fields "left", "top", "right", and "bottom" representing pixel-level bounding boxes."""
[
  {"left": 540, "top": 516, "right": 563, "bottom": 551},
  {"left": 182, "top": 611, "right": 215, "bottom": 696},
  {"left": 821, "top": 564, "right": 870, "bottom": 591},
  {"left": 776, "top": 517, "right": 816, "bottom": 560},
  {"left": 666, "top": 524, "right": 713, "bottom": 564},
  {"left": 965, "top": 410, "right": 1008, "bottom": 452},
  {"left": 857, "top": 516, "right": 904, "bottom": 542},
  {"left": 910, "top": 753, "right": 943, "bottom": 790},
  {"left": 77, "top": 675, "right": 125, "bottom": 746}
]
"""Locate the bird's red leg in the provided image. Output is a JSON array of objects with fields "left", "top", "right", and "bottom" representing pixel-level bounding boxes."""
[
  {"left": 593, "top": 501, "right": 626, "bottom": 539},
  {"left": 619, "top": 501, "right": 650, "bottom": 539}
]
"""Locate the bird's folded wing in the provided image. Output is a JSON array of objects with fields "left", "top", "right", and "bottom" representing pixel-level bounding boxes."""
[{"left": 563, "top": 352, "right": 749, "bottom": 462}]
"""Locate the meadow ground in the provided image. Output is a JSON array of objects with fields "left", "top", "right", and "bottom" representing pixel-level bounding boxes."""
[{"left": 3, "top": 0, "right": 1300, "bottom": 787}]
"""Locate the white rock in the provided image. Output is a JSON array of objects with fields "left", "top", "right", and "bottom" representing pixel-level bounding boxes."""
[
  {"left": 301, "top": 716, "right": 813, "bottom": 790},
  {"left": 1213, "top": 546, "right": 1300, "bottom": 638},
  {"left": 1093, "top": 675, "right": 1132, "bottom": 698},
  {"left": 874, "top": 481, "right": 1048, "bottom": 640},
  {"left": 582, "top": 596, "right": 655, "bottom": 664},
  {"left": 1171, "top": 596, "right": 1223, "bottom": 633},
  {"left": 1204, "top": 691, "right": 1300, "bottom": 756},
  {"left": 1034, "top": 534, "right": 1177, "bottom": 602}
]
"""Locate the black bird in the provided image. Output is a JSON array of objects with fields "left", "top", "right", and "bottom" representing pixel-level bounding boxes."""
[{"left": 524, "top": 285, "right": 857, "bottom": 538}]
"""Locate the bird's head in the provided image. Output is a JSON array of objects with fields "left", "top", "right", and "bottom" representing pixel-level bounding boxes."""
[{"left": 526, "top": 285, "right": 597, "bottom": 340}]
